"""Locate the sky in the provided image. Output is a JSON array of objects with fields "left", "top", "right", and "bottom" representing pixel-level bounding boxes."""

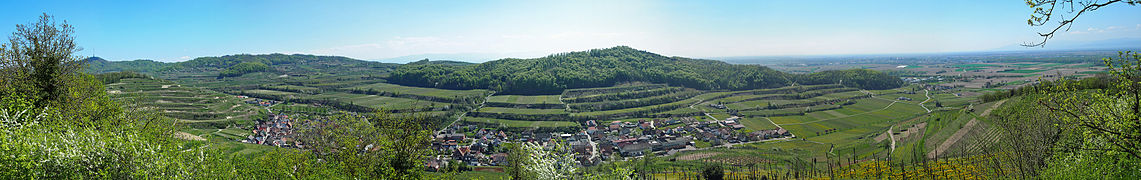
[{"left": 1, "top": 0, "right": 1139, "bottom": 62}]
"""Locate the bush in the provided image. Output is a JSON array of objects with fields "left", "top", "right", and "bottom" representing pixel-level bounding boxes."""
[{"left": 702, "top": 164, "right": 724, "bottom": 180}]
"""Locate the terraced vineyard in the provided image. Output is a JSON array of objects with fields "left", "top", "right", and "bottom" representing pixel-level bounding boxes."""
[
  {"left": 106, "top": 78, "right": 265, "bottom": 127},
  {"left": 457, "top": 83, "right": 934, "bottom": 135}
]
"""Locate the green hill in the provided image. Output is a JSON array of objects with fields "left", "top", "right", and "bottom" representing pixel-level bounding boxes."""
[
  {"left": 83, "top": 57, "right": 171, "bottom": 73},
  {"left": 84, "top": 54, "right": 400, "bottom": 80},
  {"left": 389, "top": 46, "right": 903, "bottom": 94}
]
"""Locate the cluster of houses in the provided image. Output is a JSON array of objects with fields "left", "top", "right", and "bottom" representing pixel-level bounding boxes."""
[
  {"left": 242, "top": 113, "right": 301, "bottom": 148},
  {"left": 244, "top": 98, "right": 278, "bottom": 107},
  {"left": 590, "top": 117, "right": 791, "bottom": 159},
  {"left": 426, "top": 125, "right": 512, "bottom": 171},
  {"left": 902, "top": 76, "right": 944, "bottom": 83},
  {"left": 427, "top": 116, "right": 794, "bottom": 169}
]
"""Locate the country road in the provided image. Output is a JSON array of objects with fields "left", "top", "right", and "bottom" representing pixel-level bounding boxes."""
[{"left": 919, "top": 90, "right": 932, "bottom": 112}]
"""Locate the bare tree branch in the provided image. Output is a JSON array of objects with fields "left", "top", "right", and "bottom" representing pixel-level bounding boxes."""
[{"left": 1022, "top": 0, "right": 1128, "bottom": 47}]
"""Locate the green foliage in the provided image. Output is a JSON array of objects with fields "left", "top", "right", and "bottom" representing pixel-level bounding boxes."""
[
  {"left": 797, "top": 69, "right": 904, "bottom": 90},
  {"left": 93, "top": 71, "right": 150, "bottom": 84},
  {"left": 0, "top": 14, "right": 85, "bottom": 108},
  {"left": 1040, "top": 51, "right": 1141, "bottom": 159},
  {"left": 701, "top": 164, "right": 724, "bottom": 180},
  {"left": 83, "top": 57, "right": 171, "bottom": 74},
  {"left": 969, "top": 51, "right": 1141, "bottom": 179},
  {"left": 585, "top": 166, "right": 635, "bottom": 180},
  {"left": 978, "top": 74, "right": 1112, "bottom": 102},
  {"left": 502, "top": 142, "right": 578, "bottom": 180},
  {"left": 985, "top": 95, "right": 1061, "bottom": 178},
  {"left": 219, "top": 62, "right": 271, "bottom": 77}
]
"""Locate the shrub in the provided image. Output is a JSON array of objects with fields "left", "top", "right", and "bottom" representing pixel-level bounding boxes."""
[{"left": 702, "top": 164, "right": 724, "bottom": 180}]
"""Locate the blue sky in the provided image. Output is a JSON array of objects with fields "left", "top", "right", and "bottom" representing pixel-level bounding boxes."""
[{"left": 1, "top": 0, "right": 1139, "bottom": 62}]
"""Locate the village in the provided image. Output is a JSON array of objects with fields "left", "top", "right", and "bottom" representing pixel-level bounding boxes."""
[
  {"left": 424, "top": 116, "right": 793, "bottom": 170},
  {"left": 231, "top": 96, "right": 794, "bottom": 171},
  {"left": 238, "top": 97, "right": 304, "bottom": 149}
]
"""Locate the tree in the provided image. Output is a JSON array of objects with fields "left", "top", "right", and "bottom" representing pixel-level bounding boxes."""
[
  {"left": 1021, "top": 0, "right": 1141, "bottom": 171},
  {"left": 1, "top": 14, "right": 119, "bottom": 125},
  {"left": 504, "top": 142, "right": 577, "bottom": 180},
  {"left": 702, "top": 164, "right": 724, "bottom": 180},
  {"left": 295, "top": 111, "right": 435, "bottom": 179},
  {"left": 584, "top": 163, "right": 635, "bottom": 180},
  {"left": 1023, "top": 0, "right": 1139, "bottom": 47},
  {"left": 983, "top": 95, "right": 1063, "bottom": 178},
  {"left": 0, "top": 13, "right": 85, "bottom": 108},
  {"left": 1039, "top": 52, "right": 1141, "bottom": 159}
]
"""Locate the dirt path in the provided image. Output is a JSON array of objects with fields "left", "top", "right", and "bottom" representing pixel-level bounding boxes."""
[
  {"left": 928, "top": 99, "right": 1007, "bottom": 158},
  {"left": 439, "top": 92, "right": 495, "bottom": 134},
  {"left": 762, "top": 117, "right": 784, "bottom": 131},
  {"left": 558, "top": 93, "right": 571, "bottom": 111},
  {"left": 919, "top": 90, "right": 932, "bottom": 113},
  {"left": 888, "top": 126, "right": 896, "bottom": 154}
]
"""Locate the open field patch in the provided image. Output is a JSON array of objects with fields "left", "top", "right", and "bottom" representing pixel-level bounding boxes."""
[{"left": 486, "top": 95, "right": 562, "bottom": 104}]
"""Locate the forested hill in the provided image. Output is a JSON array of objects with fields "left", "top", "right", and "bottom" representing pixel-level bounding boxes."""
[
  {"left": 389, "top": 46, "right": 904, "bottom": 94},
  {"left": 85, "top": 54, "right": 399, "bottom": 77},
  {"left": 84, "top": 57, "right": 170, "bottom": 74}
]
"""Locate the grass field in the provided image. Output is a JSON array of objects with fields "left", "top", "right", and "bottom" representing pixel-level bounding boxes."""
[
  {"left": 561, "top": 83, "right": 668, "bottom": 98},
  {"left": 738, "top": 117, "right": 779, "bottom": 131},
  {"left": 269, "top": 103, "right": 330, "bottom": 114},
  {"left": 477, "top": 107, "right": 567, "bottom": 115},
  {"left": 950, "top": 64, "right": 1000, "bottom": 68},
  {"left": 246, "top": 89, "right": 300, "bottom": 96},
  {"left": 572, "top": 97, "right": 699, "bottom": 117},
  {"left": 345, "top": 82, "right": 490, "bottom": 99},
  {"left": 998, "top": 69, "right": 1046, "bottom": 73},
  {"left": 463, "top": 117, "right": 578, "bottom": 128},
  {"left": 486, "top": 95, "right": 562, "bottom": 104},
  {"left": 653, "top": 106, "right": 702, "bottom": 116},
  {"left": 955, "top": 67, "right": 987, "bottom": 72},
  {"left": 265, "top": 85, "right": 319, "bottom": 92},
  {"left": 305, "top": 92, "right": 451, "bottom": 110},
  {"left": 770, "top": 97, "right": 927, "bottom": 140}
]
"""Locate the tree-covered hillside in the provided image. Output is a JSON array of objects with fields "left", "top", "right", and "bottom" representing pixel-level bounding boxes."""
[
  {"left": 85, "top": 54, "right": 400, "bottom": 78},
  {"left": 389, "top": 46, "right": 903, "bottom": 94},
  {"left": 797, "top": 69, "right": 904, "bottom": 90},
  {"left": 83, "top": 57, "right": 170, "bottom": 74}
]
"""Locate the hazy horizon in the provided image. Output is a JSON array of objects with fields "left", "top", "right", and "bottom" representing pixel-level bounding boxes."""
[{"left": 3, "top": 0, "right": 1140, "bottom": 62}]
